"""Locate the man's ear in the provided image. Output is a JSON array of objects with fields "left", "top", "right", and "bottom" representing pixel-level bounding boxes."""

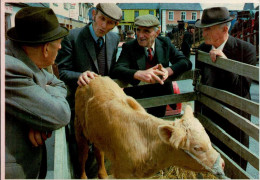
[
  {"left": 223, "top": 25, "right": 229, "bottom": 33},
  {"left": 155, "top": 28, "right": 160, "bottom": 37},
  {"left": 158, "top": 123, "right": 187, "bottom": 149},
  {"left": 92, "top": 9, "right": 96, "bottom": 21},
  {"left": 115, "top": 21, "right": 119, "bottom": 26},
  {"left": 42, "top": 43, "right": 49, "bottom": 58}
]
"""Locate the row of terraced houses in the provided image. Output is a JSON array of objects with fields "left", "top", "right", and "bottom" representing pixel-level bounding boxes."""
[
  {"left": 5, "top": 3, "right": 202, "bottom": 37},
  {"left": 117, "top": 3, "right": 202, "bottom": 33}
]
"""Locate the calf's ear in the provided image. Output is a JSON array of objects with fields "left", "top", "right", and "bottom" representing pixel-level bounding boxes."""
[
  {"left": 158, "top": 125, "right": 187, "bottom": 149},
  {"left": 182, "top": 105, "right": 194, "bottom": 119}
]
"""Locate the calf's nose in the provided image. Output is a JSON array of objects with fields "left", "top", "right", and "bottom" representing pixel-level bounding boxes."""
[{"left": 220, "top": 158, "right": 225, "bottom": 170}]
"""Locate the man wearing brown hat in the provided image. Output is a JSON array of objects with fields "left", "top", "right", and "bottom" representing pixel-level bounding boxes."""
[
  {"left": 195, "top": 7, "right": 256, "bottom": 174},
  {"left": 5, "top": 7, "right": 70, "bottom": 178},
  {"left": 111, "top": 14, "right": 191, "bottom": 117},
  {"left": 55, "top": 3, "right": 122, "bottom": 178}
]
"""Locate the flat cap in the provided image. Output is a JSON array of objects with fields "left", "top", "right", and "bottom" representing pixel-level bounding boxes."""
[
  {"left": 96, "top": 3, "right": 122, "bottom": 22},
  {"left": 135, "top": 14, "right": 160, "bottom": 27},
  {"left": 127, "top": 30, "right": 135, "bottom": 35}
]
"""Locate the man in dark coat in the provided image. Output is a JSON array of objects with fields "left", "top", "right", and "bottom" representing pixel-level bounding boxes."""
[
  {"left": 125, "top": 30, "right": 135, "bottom": 42},
  {"left": 181, "top": 25, "right": 194, "bottom": 59},
  {"left": 195, "top": 7, "right": 256, "bottom": 174},
  {"left": 5, "top": 7, "right": 70, "bottom": 178},
  {"left": 111, "top": 14, "right": 192, "bottom": 117},
  {"left": 55, "top": 3, "right": 122, "bottom": 178}
]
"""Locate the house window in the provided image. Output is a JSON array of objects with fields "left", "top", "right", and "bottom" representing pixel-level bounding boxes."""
[
  {"left": 70, "top": 3, "right": 76, "bottom": 9},
  {"left": 149, "top": 10, "right": 154, "bottom": 15},
  {"left": 168, "top": 11, "right": 174, "bottom": 21},
  {"left": 192, "top": 12, "right": 197, "bottom": 20},
  {"left": 53, "top": 3, "right": 58, "bottom": 6},
  {"left": 64, "top": 3, "right": 70, "bottom": 10},
  {"left": 134, "top": 11, "right": 139, "bottom": 18},
  {"left": 79, "top": 3, "right": 82, "bottom": 16},
  {"left": 181, "top": 11, "right": 186, "bottom": 20},
  {"left": 122, "top": 11, "right": 124, "bottom": 20}
]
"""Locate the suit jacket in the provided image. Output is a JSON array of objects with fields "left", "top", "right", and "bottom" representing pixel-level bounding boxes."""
[
  {"left": 198, "top": 35, "right": 256, "bottom": 99},
  {"left": 5, "top": 40, "right": 71, "bottom": 179},
  {"left": 197, "top": 35, "right": 256, "bottom": 171},
  {"left": 56, "top": 23, "right": 119, "bottom": 107},
  {"left": 111, "top": 36, "right": 192, "bottom": 85}
]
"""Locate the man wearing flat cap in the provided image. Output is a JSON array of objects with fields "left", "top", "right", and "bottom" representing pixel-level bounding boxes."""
[
  {"left": 111, "top": 14, "right": 192, "bottom": 117},
  {"left": 5, "top": 7, "right": 70, "bottom": 178},
  {"left": 195, "top": 7, "right": 256, "bottom": 175},
  {"left": 125, "top": 30, "right": 135, "bottom": 42},
  {"left": 55, "top": 3, "right": 122, "bottom": 178}
]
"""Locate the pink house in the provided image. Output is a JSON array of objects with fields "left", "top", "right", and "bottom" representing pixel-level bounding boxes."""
[{"left": 160, "top": 3, "right": 202, "bottom": 33}]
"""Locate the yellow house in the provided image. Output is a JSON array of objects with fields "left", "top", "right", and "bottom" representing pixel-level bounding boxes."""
[{"left": 117, "top": 3, "right": 159, "bottom": 32}]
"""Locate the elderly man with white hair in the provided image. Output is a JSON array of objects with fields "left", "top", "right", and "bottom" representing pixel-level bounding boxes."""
[{"left": 195, "top": 7, "right": 256, "bottom": 175}]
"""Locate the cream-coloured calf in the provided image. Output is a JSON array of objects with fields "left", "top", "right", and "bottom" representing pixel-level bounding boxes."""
[{"left": 75, "top": 76, "right": 225, "bottom": 179}]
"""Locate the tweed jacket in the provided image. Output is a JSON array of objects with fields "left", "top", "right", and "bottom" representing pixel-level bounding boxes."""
[
  {"left": 56, "top": 23, "right": 119, "bottom": 107},
  {"left": 198, "top": 35, "right": 256, "bottom": 99},
  {"left": 111, "top": 36, "right": 192, "bottom": 85},
  {"left": 5, "top": 40, "right": 71, "bottom": 178}
]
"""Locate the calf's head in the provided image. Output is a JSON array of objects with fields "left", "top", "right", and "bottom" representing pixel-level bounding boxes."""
[{"left": 158, "top": 105, "right": 225, "bottom": 175}]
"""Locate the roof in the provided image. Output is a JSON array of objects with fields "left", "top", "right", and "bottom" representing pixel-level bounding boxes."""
[
  {"left": 117, "top": 3, "right": 160, "bottom": 10},
  {"left": 160, "top": 3, "right": 202, "bottom": 11},
  {"left": 243, "top": 3, "right": 254, "bottom": 10},
  {"left": 117, "top": 3, "right": 202, "bottom": 11},
  {"left": 25, "top": 3, "right": 49, "bottom": 7}
]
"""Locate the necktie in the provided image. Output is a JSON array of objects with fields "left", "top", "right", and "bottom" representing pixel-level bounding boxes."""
[
  {"left": 147, "top": 48, "right": 153, "bottom": 61},
  {"left": 97, "top": 37, "right": 104, "bottom": 48}
]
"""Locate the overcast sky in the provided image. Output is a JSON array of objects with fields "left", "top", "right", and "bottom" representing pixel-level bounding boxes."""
[{"left": 200, "top": 3, "right": 258, "bottom": 10}]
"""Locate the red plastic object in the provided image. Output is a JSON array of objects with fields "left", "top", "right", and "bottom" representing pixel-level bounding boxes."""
[{"left": 165, "top": 81, "right": 182, "bottom": 116}]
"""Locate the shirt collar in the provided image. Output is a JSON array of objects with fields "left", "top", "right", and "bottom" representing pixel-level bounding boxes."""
[
  {"left": 212, "top": 37, "right": 228, "bottom": 51},
  {"left": 145, "top": 41, "right": 155, "bottom": 56},
  {"left": 89, "top": 23, "right": 106, "bottom": 43}
]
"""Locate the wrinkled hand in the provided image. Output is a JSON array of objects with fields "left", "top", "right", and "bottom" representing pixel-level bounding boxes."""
[
  {"left": 77, "top": 71, "right": 99, "bottom": 86},
  {"left": 209, "top": 49, "right": 227, "bottom": 63},
  {"left": 28, "top": 128, "right": 52, "bottom": 147},
  {"left": 157, "top": 64, "right": 169, "bottom": 81},
  {"left": 134, "top": 64, "right": 167, "bottom": 85}
]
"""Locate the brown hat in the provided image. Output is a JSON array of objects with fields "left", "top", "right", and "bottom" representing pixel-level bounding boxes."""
[
  {"left": 6, "top": 7, "right": 69, "bottom": 44},
  {"left": 195, "top": 7, "right": 234, "bottom": 28},
  {"left": 135, "top": 14, "right": 160, "bottom": 27},
  {"left": 96, "top": 3, "right": 122, "bottom": 22}
]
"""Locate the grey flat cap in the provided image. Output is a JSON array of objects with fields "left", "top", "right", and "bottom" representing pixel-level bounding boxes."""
[
  {"left": 96, "top": 3, "right": 122, "bottom": 22},
  {"left": 135, "top": 14, "right": 160, "bottom": 27}
]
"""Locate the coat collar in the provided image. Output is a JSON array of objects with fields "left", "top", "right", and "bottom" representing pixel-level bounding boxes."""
[
  {"left": 5, "top": 40, "right": 48, "bottom": 88},
  {"left": 134, "top": 40, "right": 146, "bottom": 69},
  {"left": 154, "top": 38, "right": 165, "bottom": 65},
  {"left": 83, "top": 23, "right": 115, "bottom": 74},
  {"left": 83, "top": 24, "right": 98, "bottom": 71},
  {"left": 223, "top": 35, "right": 236, "bottom": 58}
]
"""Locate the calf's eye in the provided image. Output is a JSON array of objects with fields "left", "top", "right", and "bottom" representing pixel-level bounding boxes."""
[{"left": 193, "top": 146, "right": 203, "bottom": 151}]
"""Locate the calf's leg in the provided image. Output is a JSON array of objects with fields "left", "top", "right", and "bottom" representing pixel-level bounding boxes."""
[
  {"left": 75, "top": 128, "right": 90, "bottom": 179},
  {"left": 94, "top": 145, "right": 108, "bottom": 179}
]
